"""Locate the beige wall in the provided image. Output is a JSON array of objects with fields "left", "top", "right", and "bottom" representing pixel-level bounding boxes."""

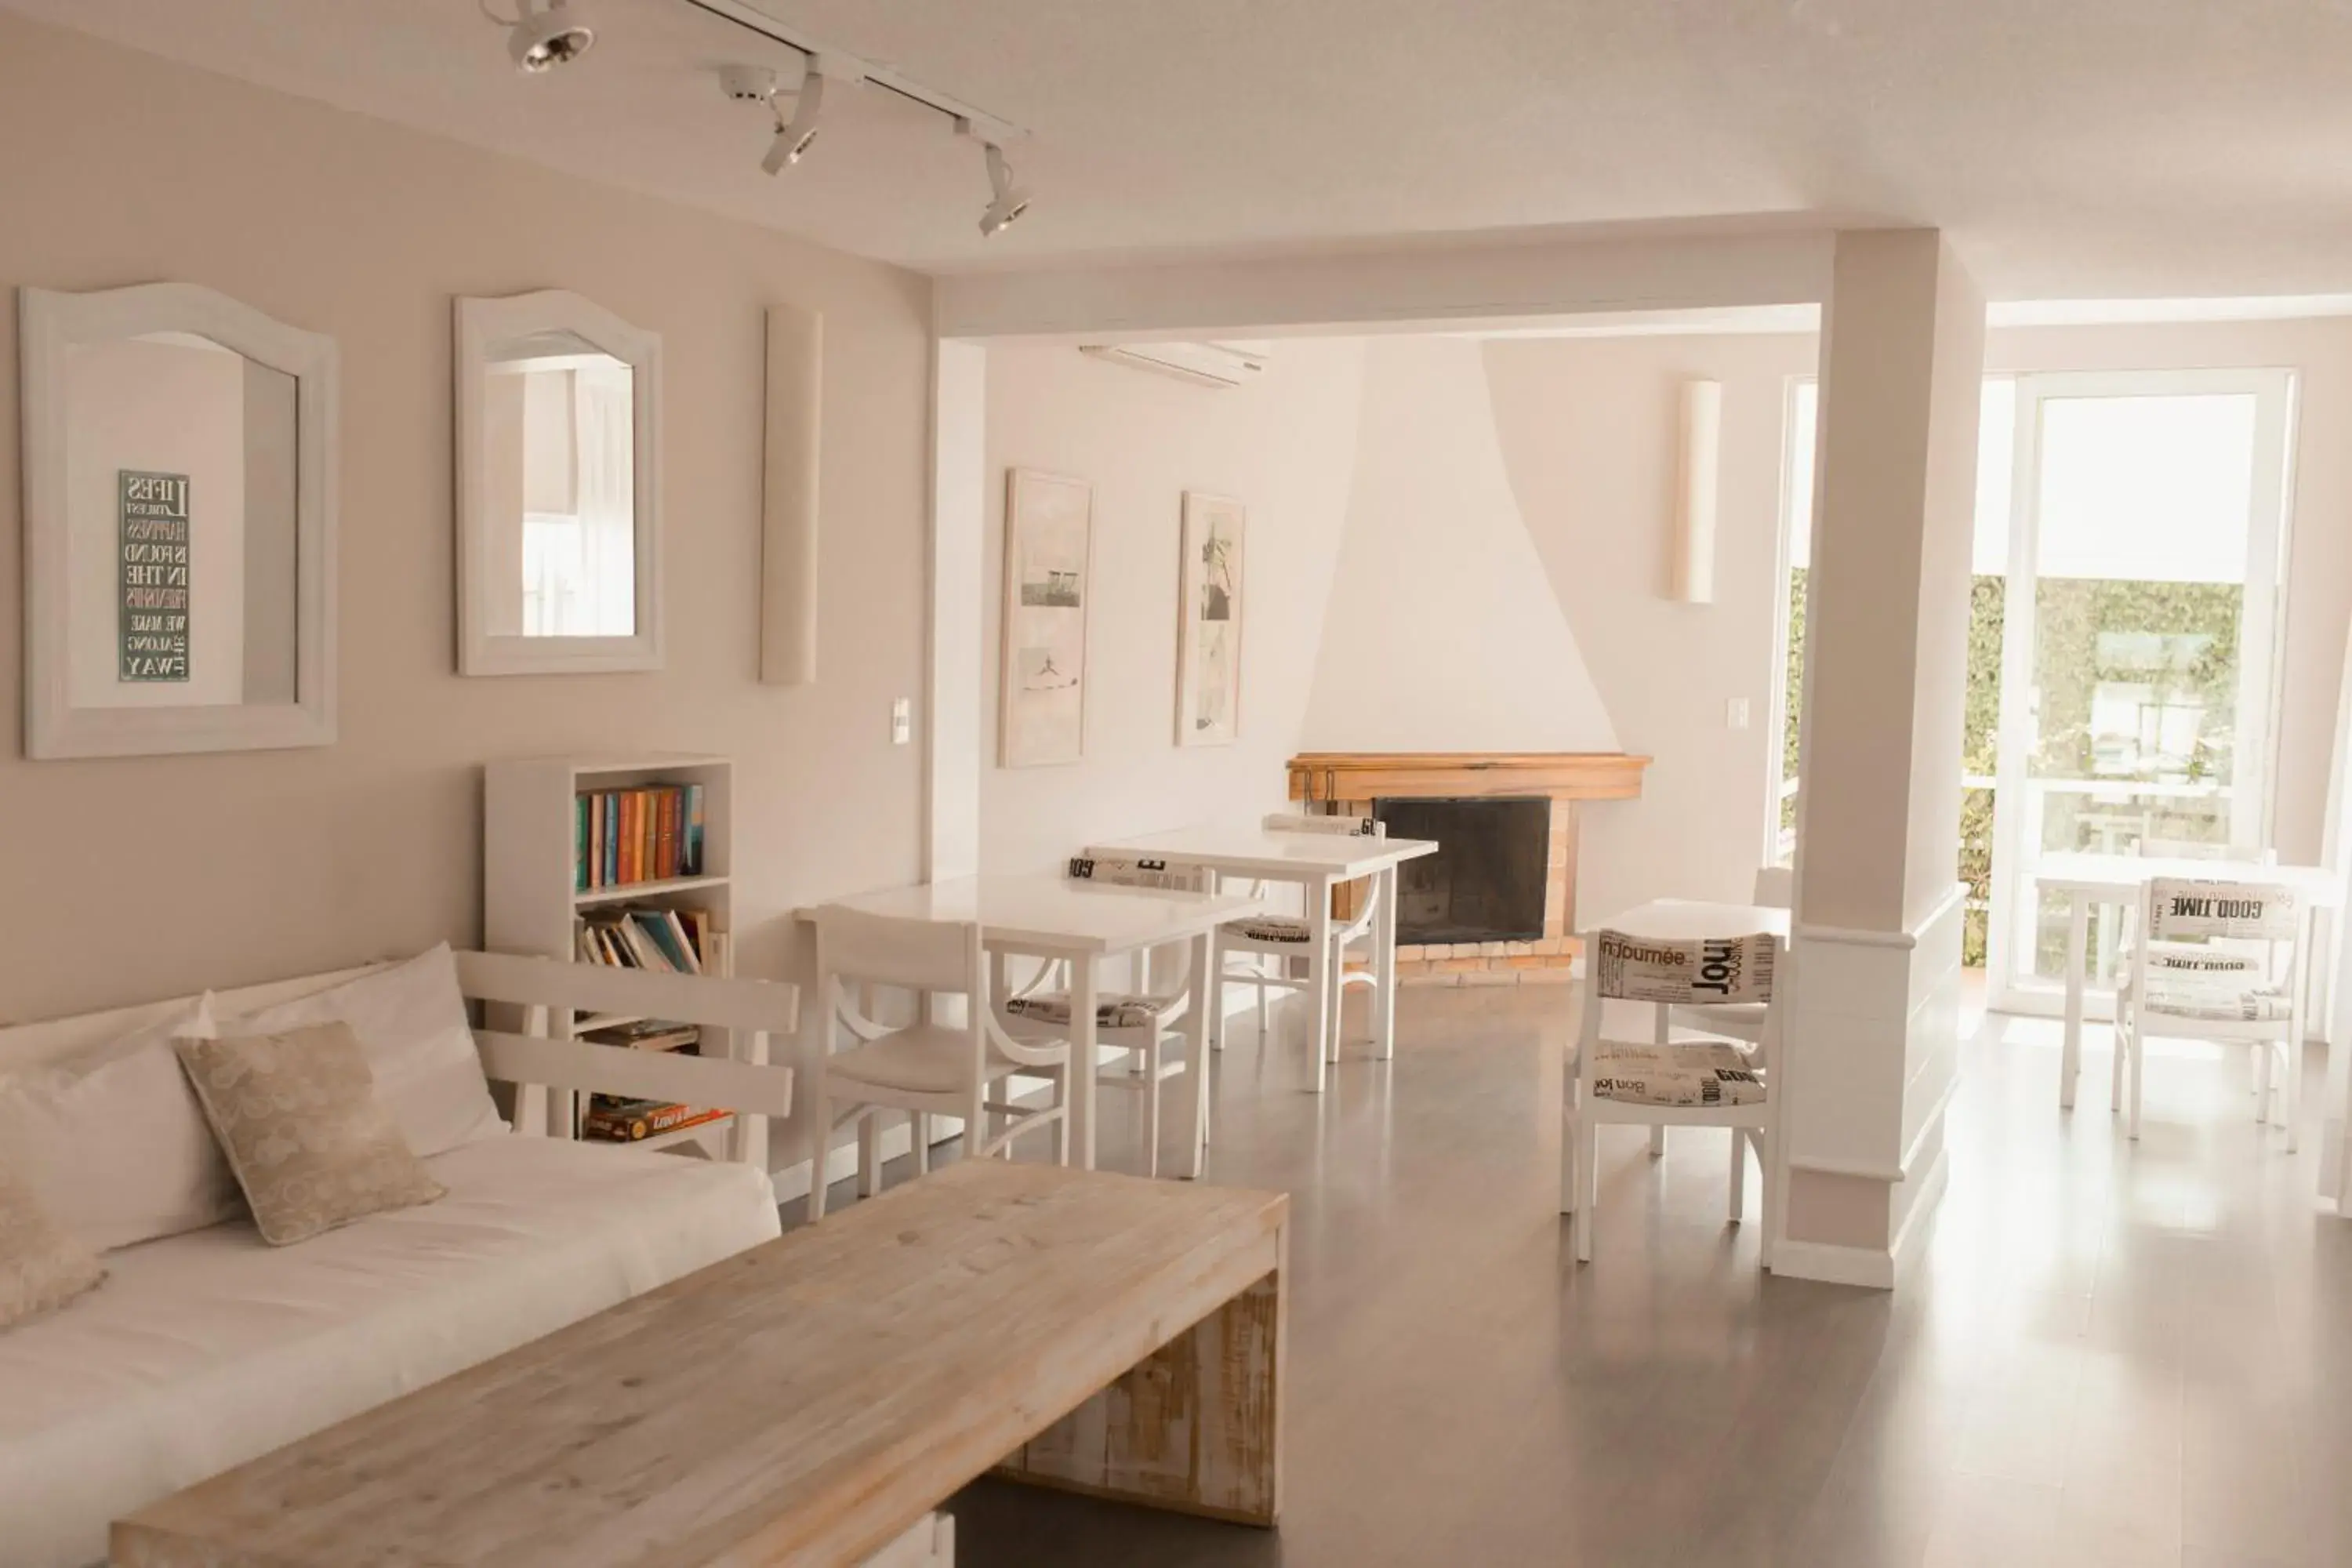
[
  {"left": 1483, "top": 315, "right": 2352, "bottom": 920},
  {"left": 0, "top": 14, "right": 934, "bottom": 1029},
  {"left": 978, "top": 339, "right": 1367, "bottom": 873},
  {"left": 1484, "top": 333, "right": 1817, "bottom": 923}
]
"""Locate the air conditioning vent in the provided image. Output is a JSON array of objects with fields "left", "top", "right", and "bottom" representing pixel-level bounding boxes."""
[{"left": 1078, "top": 340, "right": 1270, "bottom": 390}]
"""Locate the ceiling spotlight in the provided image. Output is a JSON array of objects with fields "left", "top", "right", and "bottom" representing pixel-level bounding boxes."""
[
  {"left": 959, "top": 119, "right": 1030, "bottom": 238},
  {"left": 507, "top": 0, "right": 595, "bottom": 74},
  {"left": 762, "top": 70, "right": 826, "bottom": 174}
]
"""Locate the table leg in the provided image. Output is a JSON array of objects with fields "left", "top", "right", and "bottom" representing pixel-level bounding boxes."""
[
  {"left": 2061, "top": 895, "right": 2088, "bottom": 1111},
  {"left": 1306, "top": 875, "right": 1333, "bottom": 1093},
  {"left": 1185, "top": 931, "right": 1211, "bottom": 1178},
  {"left": 1373, "top": 863, "right": 1399, "bottom": 1061},
  {"left": 996, "top": 1228, "right": 1286, "bottom": 1526},
  {"left": 1072, "top": 956, "right": 1099, "bottom": 1171}
]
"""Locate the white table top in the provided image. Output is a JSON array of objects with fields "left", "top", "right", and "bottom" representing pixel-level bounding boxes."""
[
  {"left": 2034, "top": 852, "right": 2344, "bottom": 908},
  {"left": 808, "top": 873, "right": 1264, "bottom": 955},
  {"left": 1587, "top": 898, "right": 1792, "bottom": 942},
  {"left": 1085, "top": 824, "right": 1442, "bottom": 881}
]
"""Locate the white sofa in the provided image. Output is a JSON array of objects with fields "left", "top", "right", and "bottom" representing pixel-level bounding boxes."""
[{"left": 0, "top": 948, "right": 799, "bottom": 1568}]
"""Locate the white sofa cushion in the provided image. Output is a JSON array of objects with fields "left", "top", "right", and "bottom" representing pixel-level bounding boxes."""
[
  {"left": 0, "top": 1135, "right": 781, "bottom": 1568},
  {"left": 213, "top": 945, "right": 506, "bottom": 1158},
  {"left": 0, "top": 998, "right": 238, "bottom": 1252}
]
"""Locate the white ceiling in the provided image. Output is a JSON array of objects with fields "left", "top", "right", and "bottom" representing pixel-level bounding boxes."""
[{"left": 12, "top": 0, "right": 2352, "bottom": 299}]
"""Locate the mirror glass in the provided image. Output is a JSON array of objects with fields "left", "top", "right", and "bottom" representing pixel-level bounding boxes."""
[
  {"left": 481, "top": 329, "right": 637, "bottom": 638},
  {"left": 60, "top": 331, "right": 299, "bottom": 710}
]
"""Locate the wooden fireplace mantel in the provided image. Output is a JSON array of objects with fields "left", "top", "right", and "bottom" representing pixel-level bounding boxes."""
[{"left": 1286, "top": 751, "right": 1650, "bottom": 804}]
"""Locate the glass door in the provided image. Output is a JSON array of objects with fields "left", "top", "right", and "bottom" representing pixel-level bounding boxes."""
[{"left": 1985, "top": 370, "right": 2295, "bottom": 1013}]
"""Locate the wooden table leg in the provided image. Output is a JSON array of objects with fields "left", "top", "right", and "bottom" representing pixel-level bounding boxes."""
[
  {"left": 996, "top": 1227, "right": 1286, "bottom": 1526},
  {"left": 2061, "top": 895, "right": 2088, "bottom": 1111}
]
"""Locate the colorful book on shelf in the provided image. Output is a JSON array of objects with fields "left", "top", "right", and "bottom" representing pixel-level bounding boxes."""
[
  {"left": 575, "top": 782, "right": 709, "bottom": 891},
  {"left": 581, "top": 1098, "right": 728, "bottom": 1142}
]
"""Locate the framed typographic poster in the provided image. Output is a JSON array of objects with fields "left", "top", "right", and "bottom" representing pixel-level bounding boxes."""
[
  {"left": 118, "top": 470, "right": 191, "bottom": 683},
  {"left": 1175, "top": 491, "right": 1245, "bottom": 746},
  {"left": 999, "top": 468, "right": 1092, "bottom": 768}
]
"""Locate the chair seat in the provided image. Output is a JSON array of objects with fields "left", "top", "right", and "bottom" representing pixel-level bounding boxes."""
[
  {"left": 827, "top": 1025, "right": 1033, "bottom": 1095},
  {"left": 2118, "top": 939, "right": 2264, "bottom": 976},
  {"left": 1575, "top": 1040, "right": 1767, "bottom": 1108},
  {"left": 1004, "top": 991, "right": 1178, "bottom": 1029},
  {"left": 2137, "top": 979, "right": 2293, "bottom": 1023},
  {"left": 1224, "top": 915, "right": 1311, "bottom": 944}
]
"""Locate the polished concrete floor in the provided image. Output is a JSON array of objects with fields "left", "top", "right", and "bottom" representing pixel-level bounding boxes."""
[{"left": 801, "top": 982, "right": 2352, "bottom": 1567}]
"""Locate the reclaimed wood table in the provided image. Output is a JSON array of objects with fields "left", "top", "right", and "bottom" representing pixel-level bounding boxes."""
[{"left": 111, "top": 1159, "right": 1290, "bottom": 1568}]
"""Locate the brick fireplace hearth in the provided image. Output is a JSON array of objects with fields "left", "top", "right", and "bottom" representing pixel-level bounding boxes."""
[{"left": 1287, "top": 751, "right": 1650, "bottom": 986}]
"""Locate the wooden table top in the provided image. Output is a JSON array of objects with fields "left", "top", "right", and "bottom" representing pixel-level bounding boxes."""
[{"left": 114, "top": 1161, "right": 1290, "bottom": 1568}]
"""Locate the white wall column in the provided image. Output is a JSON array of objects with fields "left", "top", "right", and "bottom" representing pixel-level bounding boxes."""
[{"left": 1777, "top": 230, "right": 1984, "bottom": 1288}]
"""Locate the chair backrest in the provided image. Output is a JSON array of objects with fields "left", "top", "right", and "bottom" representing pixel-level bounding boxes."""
[
  {"left": 1263, "top": 812, "right": 1384, "bottom": 838},
  {"left": 2143, "top": 877, "right": 2299, "bottom": 944},
  {"left": 1589, "top": 929, "right": 1778, "bottom": 1005},
  {"left": 811, "top": 906, "right": 981, "bottom": 995},
  {"left": 1751, "top": 866, "right": 1795, "bottom": 910}
]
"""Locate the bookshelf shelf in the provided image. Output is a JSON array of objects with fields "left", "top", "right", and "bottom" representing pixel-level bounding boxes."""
[
  {"left": 485, "top": 753, "right": 738, "bottom": 1159},
  {"left": 573, "top": 873, "right": 730, "bottom": 908}
]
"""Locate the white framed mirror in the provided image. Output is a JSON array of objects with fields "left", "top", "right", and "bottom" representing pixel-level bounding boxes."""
[
  {"left": 456, "top": 291, "right": 662, "bottom": 676},
  {"left": 20, "top": 283, "right": 338, "bottom": 760}
]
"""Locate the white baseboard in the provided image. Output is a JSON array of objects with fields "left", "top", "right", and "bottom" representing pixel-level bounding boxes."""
[
  {"left": 1770, "top": 1140, "right": 1950, "bottom": 1290},
  {"left": 1769, "top": 1236, "right": 1895, "bottom": 1290}
]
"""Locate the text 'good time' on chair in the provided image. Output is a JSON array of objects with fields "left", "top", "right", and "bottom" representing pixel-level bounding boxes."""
[
  {"left": 1563, "top": 927, "right": 1783, "bottom": 1266},
  {"left": 997, "top": 855, "right": 1217, "bottom": 1179},
  {"left": 1216, "top": 813, "right": 1388, "bottom": 1087},
  {"left": 2116, "top": 877, "right": 2307, "bottom": 1146},
  {"left": 807, "top": 906, "right": 1072, "bottom": 1220}
]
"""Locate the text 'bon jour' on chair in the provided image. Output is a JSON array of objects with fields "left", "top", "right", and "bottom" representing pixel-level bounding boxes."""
[
  {"left": 1216, "top": 813, "right": 1387, "bottom": 1062},
  {"left": 2116, "top": 876, "right": 2307, "bottom": 1146},
  {"left": 996, "top": 855, "right": 1214, "bottom": 1179},
  {"left": 1562, "top": 927, "right": 1783, "bottom": 1267},
  {"left": 806, "top": 906, "right": 1073, "bottom": 1220}
]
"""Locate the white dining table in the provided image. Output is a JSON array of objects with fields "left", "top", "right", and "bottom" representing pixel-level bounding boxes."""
[
  {"left": 1083, "top": 825, "right": 1442, "bottom": 1091},
  {"left": 1594, "top": 898, "right": 1792, "bottom": 943},
  {"left": 809, "top": 873, "right": 1264, "bottom": 1174},
  {"left": 2033, "top": 851, "right": 2345, "bottom": 1111}
]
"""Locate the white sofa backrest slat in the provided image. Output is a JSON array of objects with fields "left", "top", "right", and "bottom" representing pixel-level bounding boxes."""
[{"left": 453, "top": 950, "right": 800, "bottom": 1035}]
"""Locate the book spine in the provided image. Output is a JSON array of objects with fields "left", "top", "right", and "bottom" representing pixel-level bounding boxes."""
[
  {"left": 587, "top": 793, "right": 602, "bottom": 890},
  {"left": 628, "top": 792, "right": 645, "bottom": 884},
  {"left": 664, "top": 908, "right": 702, "bottom": 976},
  {"left": 575, "top": 795, "right": 589, "bottom": 892},
  {"left": 656, "top": 788, "right": 677, "bottom": 881},
  {"left": 685, "top": 783, "right": 705, "bottom": 877}
]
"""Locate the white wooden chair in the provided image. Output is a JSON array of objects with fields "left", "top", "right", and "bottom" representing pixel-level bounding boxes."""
[
  {"left": 1215, "top": 813, "right": 1387, "bottom": 1062},
  {"left": 808, "top": 907, "right": 1071, "bottom": 1219},
  {"left": 998, "top": 855, "right": 1215, "bottom": 1179},
  {"left": 2121, "top": 839, "right": 2274, "bottom": 1105},
  {"left": 2117, "top": 877, "right": 2307, "bottom": 1147},
  {"left": 1562, "top": 927, "right": 1783, "bottom": 1266}
]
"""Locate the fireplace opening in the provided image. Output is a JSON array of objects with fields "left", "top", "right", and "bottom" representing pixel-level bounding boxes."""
[{"left": 1374, "top": 796, "right": 1551, "bottom": 945}]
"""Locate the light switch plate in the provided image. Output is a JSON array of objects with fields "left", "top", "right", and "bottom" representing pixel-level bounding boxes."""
[
  {"left": 1726, "top": 697, "right": 1751, "bottom": 730},
  {"left": 891, "top": 697, "right": 912, "bottom": 745}
]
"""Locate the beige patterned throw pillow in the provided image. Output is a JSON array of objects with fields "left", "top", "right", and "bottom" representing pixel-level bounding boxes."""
[
  {"left": 175, "top": 1023, "right": 447, "bottom": 1247},
  {"left": 0, "top": 1156, "right": 106, "bottom": 1329}
]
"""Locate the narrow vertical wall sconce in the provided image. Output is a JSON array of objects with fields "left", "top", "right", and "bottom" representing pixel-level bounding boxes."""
[
  {"left": 1671, "top": 379, "right": 1722, "bottom": 604},
  {"left": 760, "top": 304, "right": 822, "bottom": 684}
]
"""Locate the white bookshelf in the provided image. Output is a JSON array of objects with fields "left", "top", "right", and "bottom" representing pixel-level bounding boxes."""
[{"left": 484, "top": 753, "right": 737, "bottom": 1151}]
